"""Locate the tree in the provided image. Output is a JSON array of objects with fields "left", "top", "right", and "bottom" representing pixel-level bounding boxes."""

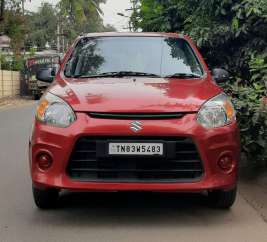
[
  {"left": 59, "top": 0, "right": 104, "bottom": 24},
  {"left": 132, "top": 0, "right": 267, "bottom": 77},
  {"left": 24, "top": 0, "right": 115, "bottom": 51},
  {"left": 58, "top": 0, "right": 108, "bottom": 43},
  {"left": 0, "top": 1, "right": 26, "bottom": 56},
  {"left": 26, "top": 3, "right": 58, "bottom": 50},
  {"left": 0, "top": 0, "right": 115, "bottom": 70},
  {"left": 131, "top": 0, "right": 267, "bottom": 163},
  {"left": 3, "top": 0, "right": 115, "bottom": 53}
]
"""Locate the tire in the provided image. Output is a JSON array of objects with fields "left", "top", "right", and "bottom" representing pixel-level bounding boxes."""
[
  {"left": 208, "top": 187, "right": 237, "bottom": 209},
  {"left": 32, "top": 186, "right": 59, "bottom": 209}
]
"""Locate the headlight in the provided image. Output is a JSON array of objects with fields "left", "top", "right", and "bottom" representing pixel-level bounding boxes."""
[
  {"left": 197, "top": 93, "right": 236, "bottom": 128},
  {"left": 36, "top": 92, "right": 76, "bottom": 128}
]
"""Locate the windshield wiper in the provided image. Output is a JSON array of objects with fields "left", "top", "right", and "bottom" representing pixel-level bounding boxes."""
[
  {"left": 73, "top": 71, "right": 161, "bottom": 78},
  {"left": 98, "top": 71, "right": 161, "bottom": 77},
  {"left": 164, "top": 73, "right": 202, "bottom": 79},
  {"left": 70, "top": 72, "right": 201, "bottom": 79}
]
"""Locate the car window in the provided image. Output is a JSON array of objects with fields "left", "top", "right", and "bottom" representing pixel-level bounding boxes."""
[{"left": 64, "top": 36, "right": 204, "bottom": 78}]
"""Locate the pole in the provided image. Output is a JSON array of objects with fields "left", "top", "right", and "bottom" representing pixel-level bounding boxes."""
[
  {"left": 11, "top": 61, "right": 13, "bottom": 96},
  {"left": 125, "top": 0, "right": 138, "bottom": 32},
  {"left": 57, "top": 19, "right": 60, "bottom": 53},
  {"left": 21, "top": 0, "right": 24, "bottom": 16},
  {"left": 21, "top": 0, "right": 26, "bottom": 65},
  {"left": 0, "top": 49, "right": 3, "bottom": 97},
  {"left": 62, "top": 27, "right": 65, "bottom": 52},
  {"left": 1, "top": 69, "right": 3, "bottom": 98}
]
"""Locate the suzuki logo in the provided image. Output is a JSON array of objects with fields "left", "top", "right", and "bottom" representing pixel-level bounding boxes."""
[{"left": 130, "top": 121, "right": 143, "bottom": 133}]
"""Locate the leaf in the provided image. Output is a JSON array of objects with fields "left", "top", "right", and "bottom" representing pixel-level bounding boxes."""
[
  {"left": 231, "top": 18, "right": 239, "bottom": 31},
  {"left": 221, "top": 8, "right": 227, "bottom": 15}
]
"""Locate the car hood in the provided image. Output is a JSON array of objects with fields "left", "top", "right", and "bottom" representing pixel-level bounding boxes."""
[{"left": 48, "top": 76, "right": 221, "bottom": 113}]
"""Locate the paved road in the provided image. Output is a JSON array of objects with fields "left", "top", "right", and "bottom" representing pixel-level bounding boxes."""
[{"left": 0, "top": 104, "right": 266, "bottom": 242}]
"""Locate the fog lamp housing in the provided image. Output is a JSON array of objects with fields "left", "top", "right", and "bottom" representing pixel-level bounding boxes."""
[
  {"left": 218, "top": 154, "right": 235, "bottom": 173},
  {"left": 37, "top": 153, "right": 53, "bottom": 171}
]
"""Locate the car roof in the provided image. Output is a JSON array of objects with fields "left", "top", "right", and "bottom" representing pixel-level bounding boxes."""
[{"left": 82, "top": 32, "right": 184, "bottom": 39}]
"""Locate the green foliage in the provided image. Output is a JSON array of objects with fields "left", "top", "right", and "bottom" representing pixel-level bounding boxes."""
[
  {"left": 132, "top": 0, "right": 267, "bottom": 162},
  {"left": 25, "top": 3, "right": 58, "bottom": 50},
  {"left": 249, "top": 54, "right": 267, "bottom": 85},
  {"left": 2, "top": 0, "right": 114, "bottom": 54},
  {"left": 132, "top": 0, "right": 267, "bottom": 75},
  {"left": 59, "top": 0, "right": 103, "bottom": 24},
  {"left": 0, "top": 54, "right": 10, "bottom": 69},
  {"left": 25, "top": 0, "right": 111, "bottom": 50},
  {"left": 58, "top": 0, "right": 109, "bottom": 43},
  {"left": 0, "top": 54, "right": 24, "bottom": 71},
  {"left": 0, "top": 0, "right": 27, "bottom": 71},
  {"left": 0, "top": 1, "right": 26, "bottom": 56},
  {"left": 229, "top": 54, "right": 267, "bottom": 162},
  {"left": 228, "top": 84, "right": 267, "bottom": 162}
]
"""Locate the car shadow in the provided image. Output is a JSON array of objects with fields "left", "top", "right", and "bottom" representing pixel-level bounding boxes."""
[
  {"left": 32, "top": 191, "right": 236, "bottom": 228},
  {"left": 58, "top": 191, "right": 209, "bottom": 211}
]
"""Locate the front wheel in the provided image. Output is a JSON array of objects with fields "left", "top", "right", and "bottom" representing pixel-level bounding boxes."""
[
  {"left": 208, "top": 187, "right": 237, "bottom": 209},
  {"left": 32, "top": 186, "right": 59, "bottom": 209}
]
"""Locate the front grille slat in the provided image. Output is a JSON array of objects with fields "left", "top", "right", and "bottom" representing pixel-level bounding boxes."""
[
  {"left": 76, "top": 150, "right": 96, "bottom": 154},
  {"left": 70, "top": 159, "right": 201, "bottom": 163},
  {"left": 176, "top": 151, "right": 198, "bottom": 154},
  {"left": 70, "top": 168, "right": 202, "bottom": 172},
  {"left": 88, "top": 112, "right": 191, "bottom": 120},
  {"left": 70, "top": 159, "right": 98, "bottom": 162},
  {"left": 67, "top": 137, "right": 204, "bottom": 182}
]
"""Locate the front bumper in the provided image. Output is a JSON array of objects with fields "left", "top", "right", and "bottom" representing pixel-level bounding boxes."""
[{"left": 30, "top": 113, "right": 240, "bottom": 192}]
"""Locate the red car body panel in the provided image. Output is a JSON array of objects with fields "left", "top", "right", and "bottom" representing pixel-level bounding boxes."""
[
  {"left": 30, "top": 32, "right": 240, "bottom": 192},
  {"left": 50, "top": 77, "right": 221, "bottom": 113},
  {"left": 30, "top": 116, "right": 240, "bottom": 192}
]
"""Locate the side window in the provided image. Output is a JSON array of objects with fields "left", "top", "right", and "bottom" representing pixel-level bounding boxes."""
[
  {"left": 161, "top": 39, "right": 191, "bottom": 75},
  {"left": 64, "top": 39, "right": 92, "bottom": 77},
  {"left": 75, "top": 42, "right": 104, "bottom": 76},
  {"left": 182, "top": 43, "right": 203, "bottom": 75},
  {"left": 64, "top": 38, "right": 105, "bottom": 76},
  {"left": 161, "top": 38, "right": 203, "bottom": 76}
]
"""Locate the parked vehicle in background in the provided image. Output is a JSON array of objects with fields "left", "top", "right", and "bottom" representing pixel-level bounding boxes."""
[
  {"left": 31, "top": 32, "right": 240, "bottom": 210},
  {"left": 25, "top": 55, "right": 60, "bottom": 100}
]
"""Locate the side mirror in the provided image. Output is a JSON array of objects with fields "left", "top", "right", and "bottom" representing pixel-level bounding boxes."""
[
  {"left": 212, "top": 68, "right": 229, "bottom": 83},
  {"left": 36, "top": 68, "right": 55, "bottom": 83}
]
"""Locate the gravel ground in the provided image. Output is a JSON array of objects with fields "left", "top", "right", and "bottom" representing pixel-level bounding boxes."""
[
  {"left": 0, "top": 103, "right": 266, "bottom": 242},
  {"left": 239, "top": 166, "right": 267, "bottom": 222},
  {"left": 0, "top": 96, "right": 36, "bottom": 110}
]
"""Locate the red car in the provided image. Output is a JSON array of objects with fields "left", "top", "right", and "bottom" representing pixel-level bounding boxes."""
[{"left": 31, "top": 32, "right": 240, "bottom": 209}]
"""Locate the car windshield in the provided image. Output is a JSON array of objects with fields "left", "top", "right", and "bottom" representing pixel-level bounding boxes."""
[{"left": 64, "top": 36, "right": 204, "bottom": 78}]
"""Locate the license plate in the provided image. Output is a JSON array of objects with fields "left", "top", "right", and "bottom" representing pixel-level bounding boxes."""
[{"left": 109, "top": 143, "right": 163, "bottom": 156}]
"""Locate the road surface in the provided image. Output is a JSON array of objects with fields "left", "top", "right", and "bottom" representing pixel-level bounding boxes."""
[{"left": 0, "top": 104, "right": 266, "bottom": 242}]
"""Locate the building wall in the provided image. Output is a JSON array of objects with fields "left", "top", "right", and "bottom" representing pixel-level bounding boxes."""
[{"left": 0, "top": 70, "right": 20, "bottom": 98}]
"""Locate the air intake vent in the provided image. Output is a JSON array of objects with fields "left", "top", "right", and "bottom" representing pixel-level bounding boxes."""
[{"left": 67, "top": 137, "right": 204, "bottom": 183}]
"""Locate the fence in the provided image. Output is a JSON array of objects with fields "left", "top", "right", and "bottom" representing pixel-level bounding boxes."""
[{"left": 0, "top": 70, "right": 20, "bottom": 98}]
